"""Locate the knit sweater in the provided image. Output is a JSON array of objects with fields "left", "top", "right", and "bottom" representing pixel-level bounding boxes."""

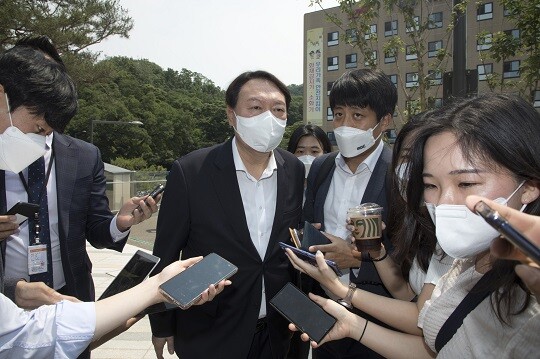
[{"left": 418, "top": 259, "right": 540, "bottom": 358}]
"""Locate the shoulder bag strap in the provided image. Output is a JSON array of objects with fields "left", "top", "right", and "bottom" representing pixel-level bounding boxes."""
[{"left": 435, "top": 269, "right": 498, "bottom": 352}]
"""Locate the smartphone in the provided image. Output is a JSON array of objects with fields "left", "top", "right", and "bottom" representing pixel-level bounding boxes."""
[
  {"left": 159, "top": 253, "right": 237, "bottom": 309},
  {"left": 279, "top": 242, "right": 343, "bottom": 276},
  {"left": 270, "top": 282, "right": 336, "bottom": 343},
  {"left": 5, "top": 202, "right": 40, "bottom": 225},
  {"left": 474, "top": 200, "right": 540, "bottom": 266},
  {"left": 98, "top": 250, "right": 160, "bottom": 300},
  {"left": 289, "top": 228, "right": 301, "bottom": 249},
  {"left": 133, "top": 183, "right": 165, "bottom": 214},
  {"left": 302, "top": 221, "right": 331, "bottom": 249}
]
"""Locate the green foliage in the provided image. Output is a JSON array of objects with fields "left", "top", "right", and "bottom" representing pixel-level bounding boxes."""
[
  {"left": 68, "top": 57, "right": 227, "bottom": 168},
  {"left": 484, "top": 0, "right": 540, "bottom": 100}
]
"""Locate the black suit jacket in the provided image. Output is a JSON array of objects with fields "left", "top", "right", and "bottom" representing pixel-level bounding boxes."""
[
  {"left": 1, "top": 132, "right": 126, "bottom": 301},
  {"left": 302, "top": 145, "right": 394, "bottom": 303},
  {"left": 149, "top": 139, "right": 304, "bottom": 359}
]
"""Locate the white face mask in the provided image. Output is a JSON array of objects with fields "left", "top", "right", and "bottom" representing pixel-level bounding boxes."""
[
  {"left": 0, "top": 94, "right": 46, "bottom": 173},
  {"left": 234, "top": 110, "right": 286, "bottom": 153},
  {"left": 297, "top": 155, "right": 316, "bottom": 178},
  {"left": 334, "top": 123, "right": 381, "bottom": 158},
  {"left": 426, "top": 182, "right": 525, "bottom": 259}
]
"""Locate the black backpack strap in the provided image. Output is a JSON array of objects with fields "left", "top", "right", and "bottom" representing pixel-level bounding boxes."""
[
  {"left": 312, "top": 152, "right": 338, "bottom": 196},
  {"left": 435, "top": 269, "right": 497, "bottom": 352}
]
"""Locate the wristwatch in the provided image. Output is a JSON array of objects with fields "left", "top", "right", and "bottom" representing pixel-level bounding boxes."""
[{"left": 337, "top": 282, "right": 356, "bottom": 309}]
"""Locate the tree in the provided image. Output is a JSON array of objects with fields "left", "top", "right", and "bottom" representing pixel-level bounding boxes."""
[
  {"left": 0, "top": 0, "right": 133, "bottom": 53},
  {"left": 479, "top": 0, "right": 540, "bottom": 102}
]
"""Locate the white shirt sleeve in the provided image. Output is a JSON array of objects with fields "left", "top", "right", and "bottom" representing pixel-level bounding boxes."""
[
  {"left": 110, "top": 213, "right": 130, "bottom": 242},
  {"left": 0, "top": 294, "right": 96, "bottom": 359}
]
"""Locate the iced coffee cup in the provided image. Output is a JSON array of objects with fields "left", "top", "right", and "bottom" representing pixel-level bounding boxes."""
[{"left": 348, "top": 203, "right": 383, "bottom": 252}]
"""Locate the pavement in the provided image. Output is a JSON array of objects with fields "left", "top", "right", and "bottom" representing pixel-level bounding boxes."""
[{"left": 89, "top": 213, "right": 176, "bottom": 359}]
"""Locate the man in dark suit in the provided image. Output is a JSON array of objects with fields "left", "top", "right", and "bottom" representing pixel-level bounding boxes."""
[
  {"left": 302, "top": 69, "right": 397, "bottom": 359},
  {"left": 0, "top": 37, "right": 157, "bottom": 310},
  {"left": 150, "top": 71, "right": 304, "bottom": 359}
]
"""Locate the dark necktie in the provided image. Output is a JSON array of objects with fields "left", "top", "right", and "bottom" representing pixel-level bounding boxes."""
[{"left": 27, "top": 156, "right": 53, "bottom": 287}]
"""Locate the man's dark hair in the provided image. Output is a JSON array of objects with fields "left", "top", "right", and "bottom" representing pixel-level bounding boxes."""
[
  {"left": 0, "top": 36, "right": 78, "bottom": 132},
  {"left": 225, "top": 70, "right": 291, "bottom": 111},
  {"left": 329, "top": 68, "right": 397, "bottom": 121}
]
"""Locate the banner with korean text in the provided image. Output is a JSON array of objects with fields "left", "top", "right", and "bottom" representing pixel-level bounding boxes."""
[{"left": 306, "top": 28, "right": 323, "bottom": 125}]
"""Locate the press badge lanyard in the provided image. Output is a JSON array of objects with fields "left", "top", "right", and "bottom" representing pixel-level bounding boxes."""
[
  {"left": 18, "top": 151, "right": 54, "bottom": 276},
  {"left": 18, "top": 151, "right": 54, "bottom": 245}
]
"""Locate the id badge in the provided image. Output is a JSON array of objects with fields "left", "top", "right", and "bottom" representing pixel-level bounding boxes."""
[{"left": 28, "top": 244, "right": 48, "bottom": 275}]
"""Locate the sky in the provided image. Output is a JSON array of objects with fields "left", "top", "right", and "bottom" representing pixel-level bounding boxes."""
[{"left": 90, "top": 0, "right": 339, "bottom": 89}]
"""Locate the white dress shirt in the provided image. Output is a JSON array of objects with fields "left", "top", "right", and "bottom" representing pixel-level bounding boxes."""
[
  {"left": 232, "top": 138, "right": 277, "bottom": 319},
  {"left": 0, "top": 294, "right": 95, "bottom": 358},
  {"left": 323, "top": 141, "right": 383, "bottom": 283},
  {"left": 4, "top": 133, "right": 128, "bottom": 290}
]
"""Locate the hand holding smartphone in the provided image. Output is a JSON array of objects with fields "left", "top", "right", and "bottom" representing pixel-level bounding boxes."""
[
  {"left": 133, "top": 183, "right": 164, "bottom": 214},
  {"left": 279, "top": 242, "right": 343, "bottom": 277},
  {"left": 159, "top": 253, "right": 237, "bottom": 309},
  {"left": 5, "top": 202, "right": 40, "bottom": 225},
  {"left": 474, "top": 200, "right": 540, "bottom": 266},
  {"left": 270, "top": 282, "right": 336, "bottom": 343}
]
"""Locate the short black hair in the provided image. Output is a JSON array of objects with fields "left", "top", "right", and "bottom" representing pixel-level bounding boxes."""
[
  {"left": 225, "top": 70, "right": 291, "bottom": 111},
  {"left": 0, "top": 36, "right": 78, "bottom": 132},
  {"left": 329, "top": 68, "right": 397, "bottom": 121},
  {"left": 287, "top": 124, "right": 332, "bottom": 154}
]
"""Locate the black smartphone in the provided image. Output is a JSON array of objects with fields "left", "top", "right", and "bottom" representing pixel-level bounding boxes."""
[
  {"left": 5, "top": 202, "right": 40, "bottom": 225},
  {"left": 133, "top": 183, "right": 165, "bottom": 214},
  {"left": 98, "top": 250, "right": 160, "bottom": 300},
  {"left": 270, "top": 282, "right": 336, "bottom": 343},
  {"left": 279, "top": 242, "right": 343, "bottom": 276},
  {"left": 159, "top": 253, "right": 237, "bottom": 309},
  {"left": 474, "top": 200, "right": 540, "bottom": 266},
  {"left": 302, "top": 221, "right": 331, "bottom": 249}
]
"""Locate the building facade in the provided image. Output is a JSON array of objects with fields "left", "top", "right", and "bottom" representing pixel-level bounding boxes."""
[{"left": 304, "top": 1, "right": 536, "bottom": 142}]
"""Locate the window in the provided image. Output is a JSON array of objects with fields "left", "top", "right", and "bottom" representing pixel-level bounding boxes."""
[
  {"left": 503, "top": 6, "right": 512, "bottom": 16},
  {"left": 406, "top": 45, "right": 417, "bottom": 61},
  {"left": 428, "top": 12, "right": 443, "bottom": 29},
  {"left": 477, "top": 2, "right": 493, "bottom": 21},
  {"left": 384, "top": 49, "right": 396, "bottom": 64},
  {"left": 433, "top": 98, "right": 443, "bottom": 108},
  {"left": 327, "top": 81, "right": 334, "bottom": 96},
  {"left": 406, "top": 16, "right": 419, "bottom": 33},
  {"left": 389, "top": 74, "right": 398, "bottom": 87},
  {"left": 346, "top": 53, "right": 357, "bottom": 69},
  {"left": 503, "top": 60, "right": 520, "bottom": 78},
  {"left": 346, "top": 28, "right": 358, "bottom": 42},
  {"left": 327, "top": 107, "right": 333, "bottom": 121},
  {"left": 384, "top": 20, "right": 398, "bottom": 37},
  {"left": 428, "top": 70, "right": 442, "bottom": 85},
  {"left": 477, "top": 63, "right": 493, "bottom": 81},
  {"left": 534, "top": 91, "right": 540, "bottom": 108},
  {"left": 428, "top": 40, "right": 443, "bottom": 58},
  {"left": 364, "top": 24, "right": 377, "bottom": 40},
  {"left": 406, "top": 72, "right": 418, "bottom": 88},
  {"left": 477, "top": 33, "right": 492, "bottom": 51},
  {"left": 327, "top": 56, "right": 339, "bottom": 71},
  {"left": 327, "top": 31, "right": 339, "bottom": 46},
  {"left": 327, "top": 131, "right": 337, "bottom": 145},
  {"left": 364, "top": 51, "right": 377, "bottom": 66},
  {"left": 504, "top": 29, "right": 520, "bottom": 40}
]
